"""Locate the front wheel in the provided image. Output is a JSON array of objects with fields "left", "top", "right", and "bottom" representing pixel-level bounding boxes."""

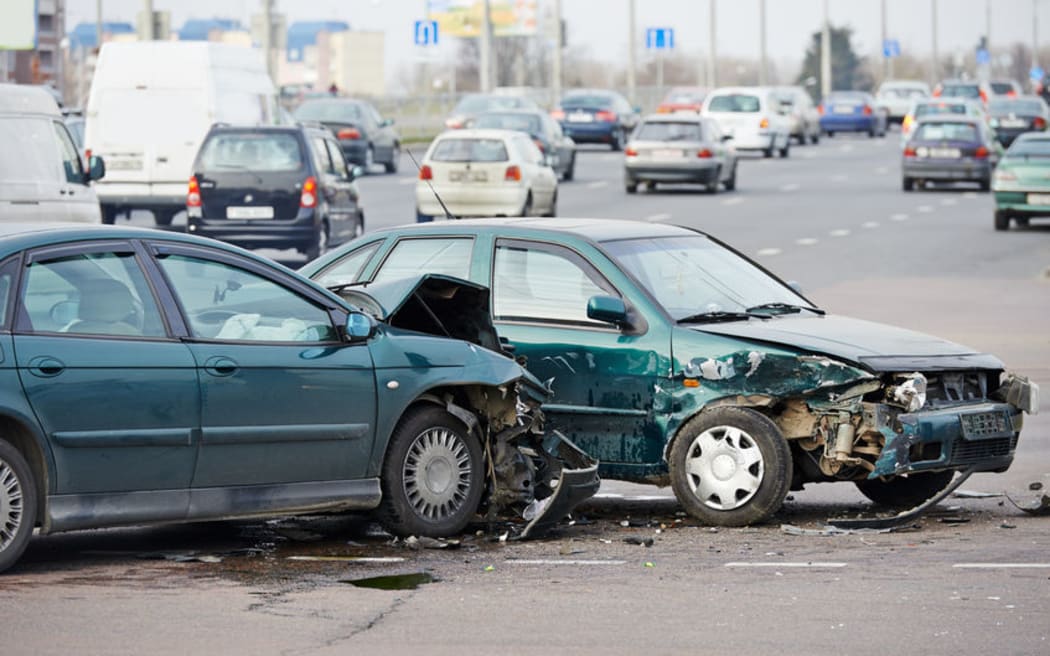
[
  {"left": 669, "top": 407, "right": 792, "bottom": 527},
  {"left": 562, "top": 153, "right": 576, "bottom": 181},
  {"left": 0, "top": 439, "right": 38, "bottom": 574},
  {"left": 377, "top": 406, "right": 485, "bottom": 537},
  {"left": 854, "top": 470, "right": 955, "bottom": 509},
  {"left": 384, "top": 144, "right": 400, "bottom": 173},
  {"left": 303, "top": 220, "right": 329, "bottom": 260},
  {"left": 994, "top": 210, "right": 1010, "bottom": 231}
]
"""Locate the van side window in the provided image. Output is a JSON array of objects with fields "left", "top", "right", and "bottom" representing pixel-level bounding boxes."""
[{"left": 53, "top": 121, "right": 84, "bottom": 183}]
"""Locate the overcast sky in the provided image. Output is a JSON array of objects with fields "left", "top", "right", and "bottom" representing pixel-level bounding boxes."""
[{"left": 67, "top": 0, "right": 1038, "bottom": 81}]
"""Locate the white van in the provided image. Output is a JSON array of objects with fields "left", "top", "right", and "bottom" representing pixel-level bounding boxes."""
[
  {"left": 85, "top": 42, "right": 279, "bottom": 225},
  {"left": 702, "top": 86, "right": 792, "bottom": 158},
  {"left": 0, "top": 84, "right": 105, "bottom": 223}
]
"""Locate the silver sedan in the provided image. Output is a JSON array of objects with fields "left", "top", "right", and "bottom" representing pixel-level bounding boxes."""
[{"left": 623, "top": 115, "right": 738, "bottom": 194}]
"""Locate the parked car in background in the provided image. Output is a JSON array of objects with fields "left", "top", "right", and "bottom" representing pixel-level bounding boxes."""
[
  {"left": 901, "top": 98, "right": 989, "bottom": 146},
  {"left": 992, "top": 132, "right": 1050, "bottom": 229},
  {"left": 934, "top": 79, "right": 988, "bottom": 105},
  {"left": 293, "top": 98, "right": 401, "bottom": 174},
  {"left": 492, "top": 86, "right": 551, "bottom": 109},
  {"left": 472, "top": 109, "right": 577, "bottom": 181},
  {"left": 773, "top": 85, "right": 820, "bottom": 144},
  {"left": 303, "top": 218, "right": 1037, "bottom": 528},
  {"left": 62, "top": 109, "right": 86, "bottom": 151},
  {"left": 415, "top": 129, "right": 558, "bottom": 221},
  {"left": 85, "top": 41, "right": 280, "bottom": 226},
  {"left": 988, "top": 79, "right": 1023, "bottom": 99},
  {"left": 0, "top": 223, "right": 599, "bottom": 573},
  {"left": 819, "top": 91, "right": 886, "bottom": 137},
  {"left": 902, "top": 116, "right": 1000, "bottom": 191},
  {"left": 0, "top": 84, "right": 105, "bottom": 224},
  {"left": 702, "top": 86, "right": 791, "bottom": 158},
  {"left": 623, "top": 114, "right": 737, "bottom": 193},
  {"left": 187, "top": 123, "right": 364, "bottom": 259},
  {"left": 656, "top": 86, "right": 708, "bottom": 114},
  {"left": 987, "top": 96, "right": 1049, "bottom": 147},
  {"left": 444, "top": 93, "right": 538, "bottom": 130},
  {"left": 552, "top": 89, "right": 639, "bottom": 151},
  {"left": 876, "top": 80, "right": 931, "bottom": 124}
]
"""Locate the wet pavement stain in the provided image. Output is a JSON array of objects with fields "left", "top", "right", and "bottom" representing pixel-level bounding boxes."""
[{"left": 343, "top": 572, "right": 436, "bottom": 590}]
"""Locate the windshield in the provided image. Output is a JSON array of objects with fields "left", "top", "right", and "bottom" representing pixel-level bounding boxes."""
[
  {"left": 1006, "top": 137, "right": 1050, "bottom": 157},
  {"left": 915, "top": 102, "right": 967, "bottom": 118},
  {"left": 198, "top": 132, "right": 305, "bottom": 172},
  {"left": 707, "top": 94, "right": 760, "bottom": 112},
  {"left": 561, "top": 94, "right": 614, "bottom": 109},
  {"left": 880, "top": 87, "right": 927, "bottom": 99},
  {"left": 454, "top": 95, "right": 528, "bottom": 114},
  {"left": 602, "top": 235, "right": 812, "bottom": 320},
  {"left": 940, "top": 84, "right": 980, "bottom": 99},
  {"left": 634, "top": 121, "right": 704, "bottom": 141},
  {"left": 989, "top": 99, "right": 1045, "bottom": 115},
  {"left": 826, "top": 92, "right": 868, "bottom": 103},
  {"left": 430, "top": 138, "right": 509, "bottom": 162},
  {"left": 295, "top": 101, "right": 364, "bottom": 123},
  {"left": 914, "top": 122, "right": 979, "bottom": 142},
  {"left": 472, "top": 113, "right": 543, "bottom": 134},
  {"left": 989, "top": 82, "right": 1016, "bottom": 94}
]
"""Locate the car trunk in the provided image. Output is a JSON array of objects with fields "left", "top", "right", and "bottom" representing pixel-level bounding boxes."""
[
  {"left": 197, "top": 170, "right": 305, "bottom": 221},
  {"left": 428, "top": 160, "right": 514, "bottom": 188},
  {"left": 1002, "top": 158, "right": 1050, "bottom": 185}
]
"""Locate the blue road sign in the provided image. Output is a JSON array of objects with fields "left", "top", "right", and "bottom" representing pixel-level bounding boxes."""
[
  {"left": 882, "top": 39, "right": 900, "bottom": 58},
  {"left": 645, "top": 28, "right": 674, "bottom": 50},
  {"left": 976, "top": 48, "right": 991, "bottom": 65},
  {"left": 414, "top": 20, "right": 438, "bottom": 46},
  {"left": 1031, "top": 66, "right": 1045, "bottom": 82}
]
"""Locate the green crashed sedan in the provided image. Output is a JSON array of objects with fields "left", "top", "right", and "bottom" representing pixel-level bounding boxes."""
[
  {"left": 302, "top": 218, "right": 1039, "bottom": 527},
  {"left": 0, "top": 223, "right": 597, "bottom": 573},
  {"left": 992, "top": 132, "right": 1050, "bottom": 230}
]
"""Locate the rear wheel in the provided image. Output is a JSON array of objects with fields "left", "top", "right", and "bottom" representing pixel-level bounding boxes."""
[
  {"left": 101, "top": 206, "right": 119, "bottom": 225},
  {"left": 723, "top": 163, "right": 737, "bottom": 191},
  {"left": 994, "top": 210, "right": 1010, "bottom": 231},
  {"left": 625, "top": 180, "right": 638, "bottom": 194},
  {"left": 519, "top": 192, "right": 533, "bottom": 217},
  {"left": 854, "top": 471, "right": 955, "bottom": 509},
  {"left": 562, "top": 153, "right": 576, "bottom": 181},
  {"left": 364, "top": 145, "right": 375, "bottom": 173},
  {"left": 543, "top": 190, "right": 558, "bottom": 217},
  {"left": 153, "top": 209, "right": 177, "bottom": 227},
  {"left": 902, "top": 176, "right": 914, "bottom": 192},
  {"left": 304, "top": 220, "right": 329, "bottom": 260},
  {"left": 825, "top": 130, "right": 834, "bottom": 138},
  {"left": 978, "top": 176, "right": 991, "bottom": 192},
  {"left": 778, "top": 139, "right": 790, "bottom": 158},
  {"left": 810, "top": 130, "right": 820, "bottom": 145},
  {"left": 384, "top": 144, "right": 400, "bottom": 173},
  {"left": 705, "top": 167, "right": 721, "bottom": 194},
  {"left": 610, "top": 128, "right": 624, "bottom": 152},
  {"left": 763, "top": 141, "right": 775, "bottom": 158},
  {"left": 0, "top": 439, "right": 37, "bottom": 574}
]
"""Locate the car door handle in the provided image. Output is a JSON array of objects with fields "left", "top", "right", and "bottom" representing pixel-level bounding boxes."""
[
  {"left": 203, "top": 356, "right": 238, "bottom": 377},
  {"left": 28, "top": 356, "right": 65, "bottom": 377}
]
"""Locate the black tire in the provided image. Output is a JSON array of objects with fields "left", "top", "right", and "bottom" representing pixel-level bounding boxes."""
[
  {"left": 303, "top": 220, "right": 329, "bottom": 260},
  {"left": 625, "top": 180, "right": 638, "bottom": 194},
  {"left": 376, "top": 406, "right": 484, "bottom": 537},
  {"left": 384, "top": 144, "right": 400, "bottom": 174},
  {"left": 994, "top": 210, "right": 1010, "bottom": 231},
  {"left": 352, "top": 211, "right": 365, "bottom": 238},
  {"left": 763, "top": 143, "right": 774, "bottom": 158},
  {"left": 1016, "top": 216, "right": 1030, "bottom": 227},
  {"left": 646, "top": 180, "right": 658, "bottom": 192},
  {"left": 520, "top": 192, "right": 533, "bottom": 217},
  {"left": 978, "top": 176, "right": 991, "bottom": 192},
  {"left": 854, "top": 470, "right": 955, "bottom": 510},
  {"left": 101, "top": 206, "right": 119, "bottom": 225},
  {"left": 543, "top": 190, "right": 557, "bottom": 217},
  {"left": 705, "top": 167, "right": 721, "bottom": 194},
  {"left": 868, "top": 127, "right": 877, "bottom": 138},
  {"left": 779, "top": 140, "right": 790, "bottom": 158},
  {"left": 902, "top": 177, "right": 914, "bottom": 192},
  {"left": 610, "top": 129, "right": 624, "bottom": 152},
  {"left": 669, "top": 407, "right": 792, "bottom": 527},
  {"left": 0, "top": 439, "right": 37, "bottom": 574},
  {"left": 810, "top": 131, "right": 820, "bottom": 145},
  {"left": 153, "top": 209, "right": 177, "bottom": 227},
  {"left": 723, "top": 163, "right": 737, "bottom": 191},
  {"left": 826, "top": 131, "right": 834, "bottom": 138},
  {"left": 562, "top": 154, "right": 575, "bottom": 181}
]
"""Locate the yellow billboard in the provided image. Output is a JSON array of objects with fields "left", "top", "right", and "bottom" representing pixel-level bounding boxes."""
[
  {"left": 0, "top": 0, "right": 38, "bottom": 50},
  {"left": 427, "top": 0, "right": 539, "bottom": 38}
]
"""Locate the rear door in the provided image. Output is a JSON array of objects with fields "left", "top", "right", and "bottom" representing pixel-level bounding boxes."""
[{"left": 321, "top": 137, "right": 359, "bottom": 244}]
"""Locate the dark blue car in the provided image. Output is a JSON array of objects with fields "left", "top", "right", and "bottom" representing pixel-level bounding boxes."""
[
  {"left": 552, "top": 89, "right": 639, "bottom": 151},
  {"left": 819, "top": 91, "right": 886, "bottom": 137}
]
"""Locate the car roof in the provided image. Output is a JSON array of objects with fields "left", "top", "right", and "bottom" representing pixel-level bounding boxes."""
[
  {"left": 433, "top": 128, "right": 525, "bottom": 140},
  {"left": 0, "top": 83, "right": 62, "bottom": 117},
  {"left": 708, "top": 86, "right": 768, "bottom": 95},
  {"left": 0, "top": 222, "right": 269, "bottom": 257},
  {"left": 364, "top": 217, "right": 697, "bottom": 244},
  {"left": 640, "top": 113, "right": 704, "bottom": 123},
  {"left": 913, "top": 115, "right": 982, "bottom": 124}
]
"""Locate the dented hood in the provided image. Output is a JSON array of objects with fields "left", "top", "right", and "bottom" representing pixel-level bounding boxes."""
[
  {"left": 692, "top": 314, "right": 1004, "bottom": 372},
  {"left": 343, "top": 274, "right": 487, "bottom": 321}
]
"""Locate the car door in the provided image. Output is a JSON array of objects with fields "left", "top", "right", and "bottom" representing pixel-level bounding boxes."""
[
  {"left": 12, "top": 241, "right": 200, "bottom": 501},
  {"left": 309, "top": 135, "right": 353, "bottom": 242},
  {"left": 51, "top": 120, "right": 100, "bottom": 223},
  {"left": 366, "top": 103, "right": 394, "bottom": 160},
  {"left": 514, "top": 136, "right": 556, "bottom": 210},
  {"left": 321, "top": 137, "right": 359, "bottom": 244},
  {"left": 151, "top": 243, "right": 377, "bottom": 491}
]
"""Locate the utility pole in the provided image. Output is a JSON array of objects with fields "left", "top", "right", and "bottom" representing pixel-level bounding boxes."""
[
  {"left": 261, "top": 0, "right": 275, "bottom": 82},
  {"left": 821, "top": 0, "right": 831, "bottom": 98},
  {"left": 552, "top": 0, "right": 562, "bottom": 103},
  {"left": 96, "top": 0, "right": 103, "bottom": 50},
  {"left": 931, "top": 0, "right": 939, "bottom": 82},
  {"left": 881, "top": 0, "right": 893, "bottom": 81},
  {"left": 479, "top": 0, "right": 493, "bottom": 91},
  {"left": 707, "top": 0, "right": 716, "bottom": 87},
  {"left": 758, "top": 0, "right": 767, "bottom": 85},
  {"left": 1034, "top": 0, "right": 1040, "bottom": 69},
  {"left": 142, "top": 0, "right": 154, "bottom": 40},
  {"left": 627, "top": 0, "right": 636, "bottom": 105}
]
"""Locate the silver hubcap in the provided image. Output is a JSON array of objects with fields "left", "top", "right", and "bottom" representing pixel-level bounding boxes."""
[
  {"left": 683, "top": 425, "right": 764, "bottom": 511},
  {"left": 0, "top": 459, "right": 24, "bottom": 552},
  {"left": 403, "top": 428, "right": 472, "bottom": 520}
]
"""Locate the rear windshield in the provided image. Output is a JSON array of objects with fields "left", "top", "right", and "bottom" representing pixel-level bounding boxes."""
[
  {"left": 430, "top": 138, "right": 509, "bottom": 162},
  {"left": 473, "top": 113, "right": 543, "bottom": 134},
  {"left": 635, "top": 121, "right": 704, "bottom": 141},
  {"left": 989, "top": 82, "right": 1016, "bottom": 94},
  {"left": 940, "top": 84, "right": 980, "bottom": 99},
  {"left": 707, "top": 94, "right": 760, "bottom": 112},
  {"left": 989, "top": 99, "right": 1045, "bottom": 115},
  {"left": 560, "top": 94, "right": 614, "bottom": 109},
  {"left": 1007, "top": 138, "right": 1050, "bottom": 157},
  {"left": 826, "top": 92, "right": 868, "bottom": 103},
  {"left": 198, "top": 132, "right": 305, "bottom": 172},
  {"left": 915, "top": 103, "right": 967, "bottom": 117},
  {"left": 454, "top": 95, "right": 529, "bottom": 114},
  {"left": 295, "top": 101, "right": 364, "bottom": 123},
  {"left": 914, "top": 122, "right": 978, "bottom": 142},
  {"left": 880, "top": 87, "right": 926, "bottom": 99},
  {"left": 664, "top": 89, "right": 705, "bottom": 104}
]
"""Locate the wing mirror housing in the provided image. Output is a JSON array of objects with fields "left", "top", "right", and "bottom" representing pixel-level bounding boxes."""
[
  {"left": 86, "top": 155, "right": 105, "bottom": 182},
  {"left": 347, "top": 164, "right": 364, "bottom": 180},
  {"left": 721, "top": 134, "right": 734, "bottom": 142},
  {"left": 345, "top": 311, "right": 375, "bottom": 342},
  {"left": 587, "top": 295, "right": 629, "bottom": 327}
]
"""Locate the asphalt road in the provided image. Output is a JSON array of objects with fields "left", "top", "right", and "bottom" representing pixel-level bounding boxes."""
[{"left": 3, "top": 131, "right": 1049, "bottom": 655}]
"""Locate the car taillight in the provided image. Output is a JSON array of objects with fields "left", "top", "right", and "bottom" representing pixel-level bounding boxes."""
[
  {"left": 625, "top": 146, "right": 638, "bottom": 156},
  {"left": 974, "top": 146, "right": 989, "bottom": 159},
  {"left": 550, "top": 109, "right": 565, "bottom": 120},
  {"left": 656, "top": 105, "right": 670, "bottom": 113},
  {"left": 979, "top": 89, "right": 988, "bottom": 104},
  {"left": 505, "top": 165, "right": 522, "bottom": 181},
  {"left": 863, "top": 105, "right": 873, "bottom": 115},
  {"left": 933, "top": 86, "right": 942, "bottom": 97},
  {"left": 596, "top": 110, "right": 617, "bottom": 122},
  {"left": 697, "top": 148, "right": 713, "bottom": 158},
  {"left": 419, "top": 164, "right": 432, "bottom": 180},
  {"left": 300, "top": 176, "right": 317, "bottom": 208},
  {"left": 445, "top": 117, "right": 464, "bottom": 129},
  {"left": 902, "top": 115, "right": 913, "bottom": 131},
  {"left": 533, "top": 138, "right": 546, "bottom": 153},
  {"left": 817, "top": 104, "right": 824, "bottom": 115},
  {"left": 187, "top": 176, "right": 201, "bottom": 207},
  {"left": 759, "top": 117, "right": 769, "bottom": 128},
  {"left": 337, "top": 127, "right": 361, "bottom": 140},
  {"left": 1034, "top": 117, "right": 1047, "bottom": 129},
  {"left": 903, "top": 146, "right": 917, "bottom": 158}
]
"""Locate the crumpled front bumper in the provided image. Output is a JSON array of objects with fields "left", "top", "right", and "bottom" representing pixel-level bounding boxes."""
[{"left": 520, "top": 430, "right": 600, "bottom": 538}]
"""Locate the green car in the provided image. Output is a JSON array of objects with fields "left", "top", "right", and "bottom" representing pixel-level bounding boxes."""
[
  {"left": 0, "top": 224, "right": 597, "bottom": 573},
  {"left": 992, "top": 132, "right": 1050, "bottom": 230},
  {"left": 303, "top": 218, "right": 1039, "bottom": 527}
]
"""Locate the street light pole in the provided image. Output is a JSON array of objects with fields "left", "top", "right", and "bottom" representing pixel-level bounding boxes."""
[
  {"left": 931, "top": 0, "right": 939, "bottom": 83},
  {"left": 707, "top": 0, "right": 717, "bottom": 87},
  {"left": 627, "top": 0, "right": 636, "bottom": 105},
  {"left": 821, "top": 0, "right": 831, "bottom": 98},
  {"left": 1034, "top": 0, "right": 1041, "bottom": 70},
  {"left": 480, "top": 0, "right": 493, "bottom": 92},
  {"left": 552, "top": 0, "right": 562, "bottom": 103},
  {"left": 758, "top": 0, "right": 767, "bottom": 85},
  {"left": 881, "top": 0, "right": 893, "bottom": 81}
]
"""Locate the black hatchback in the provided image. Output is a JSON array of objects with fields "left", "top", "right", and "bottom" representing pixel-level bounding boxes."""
[{"left": 187, "top": 124, "right": 364, "bottom": 259}]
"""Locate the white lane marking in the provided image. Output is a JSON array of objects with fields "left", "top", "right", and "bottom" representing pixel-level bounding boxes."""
[
  {"left": 644, "top": 213, "right": 672, "bottom": 222},
  {"left": 756, "top": 248, "right": 782, "bottom": 257},
  {"left": 862, "top": 221, "right": 880, "bottom": 228},
  {"left": 801, "top": 150, "right": 818, "bottom": 159},
  {"left": 795, "top": 237, "right": 818, "bottom": 246},
  {"left": 839, "top": 144, "right": 854, "bottom": 153},
  {"left": 963, "top": 191, "right": 978, "bottom": 199},
  {"left": 830, "top": 229, "right": 851, "bottom": 237},
  {"left": 953, "top": 563, "right": 1050, "bottom": 569},
  {"left": 398, "top": 178, "right": 417, "bottom": 186},
  {"left": 831, "top": 174, "right": 849, "bottom": 182},
  {"left": 780, "top": 183, "right": 801, "bottom": 192},
  {"left": 287, "top": 556, "right": 406, "bottom": 563},
  {"left": 890, "top": 213, "right": 909, "bottom": 221},
  {"left": 506, "top": 559, "right": 628, "bottom": 566},
  {"left": 587, "top": 180, "right": 609, "bottom": 189},
  {"left": 917, "top": 205, "right": 934, "bottom": 213},
  {"left": 874, "top": 166, "right": 889, "bottom": 174},
  {"left": 722, "top": 196, "right": 745, "bottom": 206},
  {"left": 726, "top": 562, "right": 848, "bottom": 568},
  {"left": 940, "top": 198, "right": 958, "bottom": 206}
]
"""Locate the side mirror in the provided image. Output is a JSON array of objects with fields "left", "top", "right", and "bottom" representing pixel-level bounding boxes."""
[
  {"left": 86, "top": 155, "right": 105, "bottom": 182},
  {"left": 380, "top": 118, "right": 395, "bottom": 127},
  {"left": 345, "top": 311, "right": 374, "bottom": 342},
  {"left": 720, "top": 134, "right": 734, "bottom": 142},
  {"left": 347, "top": 165, "right": 364, "bottom": 180},
  {"left": 587, "top": 295, "right": 629, "bottom": 327}
]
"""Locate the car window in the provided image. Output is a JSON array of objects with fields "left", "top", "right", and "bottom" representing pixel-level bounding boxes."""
[
  {"left": 941, "top": 85, "right": 980, "bottom": 99},
  {"left": 561, "top": 94, "right": 613, "bottom": 109},
  {"left": 493, "top": 242, "right": 616, "bottom": 326},
  {"left": 1006, "top": 137, "right": 1050, "bottom": 156},
  {"left": 473, "top": 113, "right": 543, "bottom": 134},
  {"left": 310, "top": 136, "right": 335, "bottom": 174},
  {"left": 707, "top": 94, "right": 760, "bottom": 113},
  {"left": 0, "top": 116, "right": 61, "bottom": 182},
  {"left": 325, "top": 139, "right": 350, "bottom": 178},
  {"left": 915, "top": 103, "right": 967, "bottom": 118},
  {"left": 198, "top": 132, "right": 305, "bottom": 173},
  {"left": 312, "top": 241, "right": 382, "bottom": 287},
  {"left": 372, "top": 238, "right": 474, "bottom": 284},
  {"left": 430, "top": 138, "right": 509, "bottom": 162},
  {"left": 635, "top": 121, "right": 704, "bottom": 141},
  {"left": 158, "top": 254, "right": 336, "bottom": 342},
  {"left": 21, "top": 251, "right": 166, "bottom": 338},
  {"left": 52, "top": 121, "right": 84, "bottom": 183},
  {"left": 295, "top": 101, "right": 364, "bottom": 123},
  {"left": 989, "top": 82, "right": 1015, "bottom": 94},
  {"left": 914, "top": 122, "right": 979, "bottom": 141},
  {"left": 0, "top": 259, "right": 18, "bottom": 329}
]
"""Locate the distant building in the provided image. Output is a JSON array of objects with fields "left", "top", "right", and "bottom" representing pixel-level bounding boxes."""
[
  {"left": 178, "top": 19, "right": 247, "bottom": 43},
  {"left": 279, "top": 22, "right": 385, "bottom": 97},
  {"left": 67, "top": 22, "right": 136, "bottom": 51},
  {"left": 3, "top": 0, "right": 64, "bottom": 88}
]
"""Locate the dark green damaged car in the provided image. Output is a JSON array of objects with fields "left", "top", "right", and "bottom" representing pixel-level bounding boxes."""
[
  {"left": 303, "top": 218, "right": 1039, "bottom": 527},
  {"left": 0, "top": 224, "right": 598, "bottom": 573}
]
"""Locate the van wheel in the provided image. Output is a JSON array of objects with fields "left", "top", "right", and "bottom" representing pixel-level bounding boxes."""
[
  {"left": 153, "top": 209, "right": 177, "bottom": 227},
  {"left": 0, "top": 439, "right": 37, "bottom": 574},
  {"left": 101, "top": 206, "right": 119, "bottom": 225}
]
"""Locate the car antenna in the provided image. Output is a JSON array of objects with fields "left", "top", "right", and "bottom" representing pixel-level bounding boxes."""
[{"left": 405, "top": 148, "right": 457, "bottom": 220}]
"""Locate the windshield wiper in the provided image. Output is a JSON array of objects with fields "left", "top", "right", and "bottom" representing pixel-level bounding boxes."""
[
  {"left": 677, "top": 310, "right": 762, "bottom": 324},
  {"left": 745, "top": 302, "right": 825, "bottom": 315}
]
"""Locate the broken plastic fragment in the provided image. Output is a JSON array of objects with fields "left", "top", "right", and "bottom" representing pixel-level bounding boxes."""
[
  {"left": 1005, "top": 492, "right": 1050, "bottom": 516},
  {"left": 893, "top": 372, "right": 928, "bottom": 412}
]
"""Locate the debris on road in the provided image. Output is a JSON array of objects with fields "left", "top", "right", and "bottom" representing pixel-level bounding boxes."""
[
  {"left": 623, "top": 536, "right": 655, "bottom": 547},
  {"left": 952, "top": 490, "right": 1003, "bottom": 499},
  {"left": 828, "top": 466, "right": 975, "bottom": 530},
  {"left": 780, "top": 524, "right": 900, "bottom": 536},
  {"left": 1005, "top": 492, "right": 1050, "bottom": 516}
]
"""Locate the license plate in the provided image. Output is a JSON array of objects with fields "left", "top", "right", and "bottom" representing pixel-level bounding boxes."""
[
  {"left": 929, "top": 147, "right": 961, "bottom": 158},
  {"left": 1000, "top": 118, "right": 1027, "bottom": 128},
  {"left": 1027, "top": 193, "right": 1050, "bottom": 205},
  {"left": 108, "top": 159, "right": 143, "bottom": 170},
  {"left": 449, "top": 170, "right": 487, "bottom": 182},
  {"left": 834, "top": 105, "right": 855, "bottom": 114},
  {"left": 568, "top": 112, "right": 593, "bottom": 123},
  {"left": 226, "top": 206, "right": 274, "bottom": 219},
  {"left": 651, "top": 149, "right": 684, "bottom": 160}
]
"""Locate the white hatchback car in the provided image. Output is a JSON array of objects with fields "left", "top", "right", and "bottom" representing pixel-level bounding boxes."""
[
  {"left": 702, "top": 87, "right": 792, "bottom": 158},
  {"left": 415, "top": 129, "right": 558, "bottom": 221}
]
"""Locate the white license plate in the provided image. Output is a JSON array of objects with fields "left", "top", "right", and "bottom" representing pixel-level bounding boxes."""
[
  {"left": 226, "top": 206, "right": 274, "bottom": 219},
  {"left": 108, "top": 159, "right": 143, "bottom": 170},
  {"left": 651, "top": 149, "right": 685, "bottom": 160},
  {"left": 834, "top": 105, "right": 855, "bottom": 114},
  {"left": 449, "top": 170, "right": 487, "bottom": 182},
  {"left": 929, "top": 148, "right": 961, "bottom": 158},
  {"left": 1000, "top": 118, "right": 1027, "bottom": 128},
  {"left": 1027, "top": 193, "right": 1050, "bottom": 205},
  {"left": 568, "top": 112, "right": 593, "bottom": 123}
]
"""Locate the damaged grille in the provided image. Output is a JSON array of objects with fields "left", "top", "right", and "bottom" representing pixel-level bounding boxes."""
[
  {"left": 952, "top": 435, "right": 1017, "bottom": 465},
  {"left": 960, "top": 411, "right": 1010, "bottom": 439},
  {"left": 924, "top": 371, "right": 994, "bottom": 405}
]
